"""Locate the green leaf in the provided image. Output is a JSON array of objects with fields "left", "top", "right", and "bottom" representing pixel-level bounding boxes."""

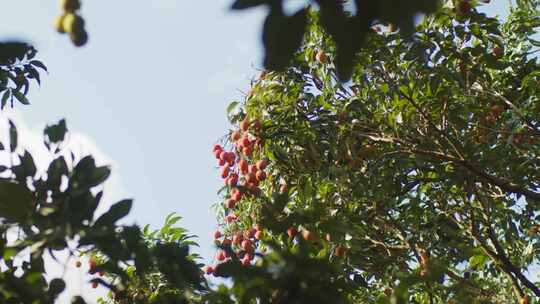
[
  {"left": 469, "top": 254, "right": 489, "bottom": 269},
  {"left": 48, "top": 278, "right": 66, "bottom": 297},
  {"left": 0, "top": 181, "right": 33, "bottom": 223},
  {"left": 13, "top": 91, "right": 29, "bottom": 105},
  {"left": 30, "top": 60, "right": 48, "bottom": 72},
  {"left": 231, "top": 0, "right": 267, "bottom": 10},
  {"left": 8, "top": 120, "right": 17, "bottom": 152},
  {"left": 94, "top": 199, "right": 133, "bottom": 227},
  {"left": 263, "top": 7, "right": 308, "bottom": 71},
  {"left": 71, "top": 155, "right": 111, "bottom": 190},
  {"left": 226, "top": 101, "right": 239, "bottom": 116},
  {"left": 1, "top": 90, "right": 10, "bottom": 109},
  {"left": 19, "top": 151, "right": 36, "bottom": 177},
  {"left": 44, "top": 119, "right": 68, "bottom": 145}
]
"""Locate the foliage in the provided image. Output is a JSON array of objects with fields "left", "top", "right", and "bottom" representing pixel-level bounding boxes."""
[
  {"left": 0, "top": 42, "right": 46, "bottom": 108},
  {"left": 0, "top": 119, "right": 204, "bottom": 303},
  {"left": 204, "top": 0, "right": 540, "bottom": 303},
  {"left": 232, "top": 0, "right": 442, "bottom": 80},
  {"left": 96, "top": 213, "right": 205, "bottom": 304}
]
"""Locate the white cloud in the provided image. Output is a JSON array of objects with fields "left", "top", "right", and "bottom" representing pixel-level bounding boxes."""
[{"left": 0, "top": 110, "right": 126, "bottom": 303}]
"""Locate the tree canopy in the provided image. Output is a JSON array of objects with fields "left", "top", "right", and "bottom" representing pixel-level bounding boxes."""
[{"left": 0, "top": 0, "right": 539, "bottom": 303}]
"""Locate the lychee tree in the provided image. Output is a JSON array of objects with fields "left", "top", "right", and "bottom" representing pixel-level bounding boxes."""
[
  {"left": 2, "top": 0, "right": 540, "bottom": 303},
  {"left": 205, "top": 0, "right": 540, "bottom": 303}
]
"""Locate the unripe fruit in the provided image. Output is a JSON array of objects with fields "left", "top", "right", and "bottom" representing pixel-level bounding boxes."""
[
  {"left": 240, "top": 118, "right": 250, "bottom": 132},
  {"left": 256, "top": 159, "right": 268, "bottom": 170},
  {"left": 54, "top": 15, "right": 67, "bottom": 33},
  {"left": 63, "top": 13, "right": 84, "bottom": 34},
  {"left": 334, "top": 244, "right": 347, "bottom": 258},
  {"left": 61, "top": 0, "right": 81, "bottom": 12},
  {"left": 91, "top": 282, "right": 98, "bottom": 289},
  {"left": 315, "top": 50, "right": 327, "bottom": 63},
  {"left": 255, "top": 230, "right": 264, "bottom": 240},
  {"left": 75, "top": 260, "right": 82, "bottom": 268},
  {"left": 256, "top": 170, "right": 266, "bottom": 181},
  {"left": 70, "top": 30, "right": 88, "bottom": 47},
  {"left": 231, "top": 131, "right": 241, "bottom": 141},
  {"left": 287, "top": 227, "right": 297, "bottom": 238},
  {"left": 214, "top": 230, "right": 222, "bottom": 239},
  {"left": 492, "top": 46, "right": 504, "bottom": 58}
]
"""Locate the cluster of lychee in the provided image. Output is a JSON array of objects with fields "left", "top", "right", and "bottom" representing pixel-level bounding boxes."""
[
  {"left": 75, "top": 258, "right": 104, "bottom": 289},
  {"left": 213, "top": 116, "right": 267, "bottom": 207},
  {"left": 202, "top": 225, "right": 267, "bottom": 275},
  {"left": 54, "top": 0, "right": 88, "bottom": 47},
  {"left": 204, "top": 117, "right": 270, "bottom": 275}
]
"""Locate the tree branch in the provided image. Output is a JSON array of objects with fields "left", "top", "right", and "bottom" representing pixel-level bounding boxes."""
[{"left": 388, "top": 148, "right": 540, "bottom": 202}]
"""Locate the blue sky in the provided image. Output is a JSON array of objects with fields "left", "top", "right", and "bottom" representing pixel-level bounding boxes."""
[{"left": 0, "top": 0, "right": 509, "bottom": 301}]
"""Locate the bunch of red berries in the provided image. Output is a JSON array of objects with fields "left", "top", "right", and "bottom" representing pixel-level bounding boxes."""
[
  {"left": 75, "top": 258, "right": 104, "bottom": 289},
  {"left": 205, "top": 117, "right": 271, "bottom": 275},
  {"left": 212, "top": 116, "right": 268, "bottom": 209}
]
